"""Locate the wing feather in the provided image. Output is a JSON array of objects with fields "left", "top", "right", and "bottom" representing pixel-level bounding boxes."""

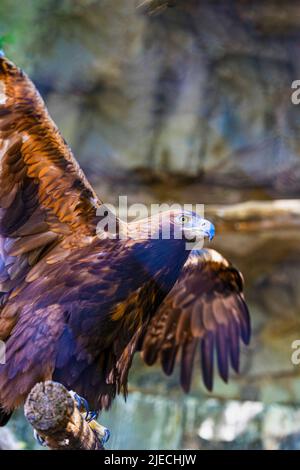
[
  {"left": 200, "top": 331, "right": 214, "bottom": 391},
  {"left": 228, "top": 318, "right": 240, "bottom": 373},
  {"left": 216, "top": 324, "right": 229, "bottom": 383},
  {"left": 0, "top": 54, "right": 102, "bottom": 302},
  {"left": 161, "top": 346, "right": 178, "bottom": 376},
  {"left": 180, "top": 338, "right": 197, "bottom": 393},
  {"left": 141, "top": 248, "right": 251, "bottom": 392}
]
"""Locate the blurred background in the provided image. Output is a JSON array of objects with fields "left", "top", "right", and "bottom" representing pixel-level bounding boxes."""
[{"left": 0, "top": 0, "right": 300, "bottom": 451}]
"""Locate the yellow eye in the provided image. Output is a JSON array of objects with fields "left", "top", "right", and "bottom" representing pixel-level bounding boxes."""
[{"left": 179, "top": 215, "right": 190, "bottom": 224}]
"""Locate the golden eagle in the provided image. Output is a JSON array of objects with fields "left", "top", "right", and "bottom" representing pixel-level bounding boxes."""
[{"left": 0, "top": 54, "right": 250, "bottom": 428}]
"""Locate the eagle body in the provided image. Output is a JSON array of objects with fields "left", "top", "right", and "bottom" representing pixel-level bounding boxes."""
[
  {"left": 0, "top": 55, "right": 251, "bottom": 424},
  {"left": 0, "top": 235, "right": 189, "bottom": 411}
]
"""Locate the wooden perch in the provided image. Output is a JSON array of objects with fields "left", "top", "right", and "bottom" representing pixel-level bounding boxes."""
[{"left": 24, "top": 381, "right": 105, "bottom": 450}]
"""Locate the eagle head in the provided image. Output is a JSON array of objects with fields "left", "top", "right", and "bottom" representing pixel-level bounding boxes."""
[
  {"left": 171, "top": 210, "right": 215, "bottom": 242},
  {"left": 126, "top": 209, "right": 214, "bottom": 243}
]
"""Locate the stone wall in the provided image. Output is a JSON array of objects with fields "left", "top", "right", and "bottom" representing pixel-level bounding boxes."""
[{"left": 2, "top": 0, "right": 300, "bottom": 192}]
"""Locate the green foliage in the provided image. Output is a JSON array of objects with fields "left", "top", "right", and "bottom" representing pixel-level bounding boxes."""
[
  {"left": 0, "top": 32, "right": 15, "bottom": 49},
  {"left": 0, "top": 0, "right": 45, "bottom": 69}
]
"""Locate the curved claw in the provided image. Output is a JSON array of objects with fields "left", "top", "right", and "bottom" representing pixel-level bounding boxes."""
[
  {"left": 33, "top": 429, "right": 47, "bottom": 447},
  {"left": 86, "top": 410, "right": 99, "bottom": 423},
  {"left": 101, "top": 427, "right": 110, "bottom": 445},
  {"left": 69, "top": 391, "right": 99, "bottom": 423},
  {"left": 69, "top": 390, "right": 107, "bottom": 444},
  {"left": 90, "top": 421, "right": 111, "bottom": 445},
  {"left": 69, "top": 391, "right": 90, "bottom": 417}
]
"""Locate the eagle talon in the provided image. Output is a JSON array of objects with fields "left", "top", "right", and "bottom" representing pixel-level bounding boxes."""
[
  {"left": 33, "top": 429, "right": 47, "bottom": 447},
  {"left": 69, "top": 391, "right": 89, "bottom": 416},
  {"left": 90, "top": 421, "right": 110, "bottom": 445},
  {"left": 86, "top": 410, "right": 99, "bottom": 423},
  {"left": 69, "top": 391, "right": 99, "bottom": 422},
  {"left": 101, "top": 427, "right": 110, "bottom": 444},
  {"left": 69, "top": 391, "right": 108, "bottom": 444}
]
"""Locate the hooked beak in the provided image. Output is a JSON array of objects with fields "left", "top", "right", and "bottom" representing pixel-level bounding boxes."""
[
  {"left": 204, "top": 220, "right": 215, "bottom": 241},
  {"left": 183, "top": 218, "right": 215, "bottom": 242},
  {"left": 195, "top": 219, "right": 215, "bottom": 241}
]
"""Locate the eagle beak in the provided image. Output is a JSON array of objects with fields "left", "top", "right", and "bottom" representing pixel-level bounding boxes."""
[
  {"left": 183, "top": 218, "right": 215, "bottom": 242},
  {"left": 197, "top": 219, "right": 215, "bottom": 241},
  {"left": 205, "top": 221, "right": 215, "bottom": 241}
]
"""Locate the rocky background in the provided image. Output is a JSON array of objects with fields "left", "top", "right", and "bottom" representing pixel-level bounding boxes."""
[{"left": 0, "top": 0, "right": 300, "bottom": 450}]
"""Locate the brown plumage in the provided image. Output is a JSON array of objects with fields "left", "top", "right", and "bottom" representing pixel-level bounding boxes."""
[
  {"left": 141, "top": 249, "right": 250, "bottom": 392},
  {"left": 0, "top": 54, "right": 250, "bottom": 424}
]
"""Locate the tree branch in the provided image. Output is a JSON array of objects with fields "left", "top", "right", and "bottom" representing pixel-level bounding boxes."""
[{"left": 24, "top": 381, "right": 105, "bottom": 450}]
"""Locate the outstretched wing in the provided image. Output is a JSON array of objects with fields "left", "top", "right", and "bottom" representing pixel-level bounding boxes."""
[
  {"left": 0, "top": 54, "right": 101, "bottom": 297},
  {"left": 0, "top": 237, "right": 171, "bottom": 411},
  {"left": 140, "top": 249, "right": 251, "bottom": 392}
]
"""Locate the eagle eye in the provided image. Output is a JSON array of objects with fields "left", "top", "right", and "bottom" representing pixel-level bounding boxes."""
[{"left": 176, "top": 214, "right": 191, "bottom": 225}]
